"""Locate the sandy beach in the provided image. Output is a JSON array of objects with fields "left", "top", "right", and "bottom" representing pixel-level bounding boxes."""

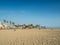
[{"left": 0, "top": 29, "right": 60, "bottom": 45}]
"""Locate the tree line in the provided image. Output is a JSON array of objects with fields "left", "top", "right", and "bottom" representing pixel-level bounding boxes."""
[{"left": 0, "top": 20, "right": 41, "bottom": 30}]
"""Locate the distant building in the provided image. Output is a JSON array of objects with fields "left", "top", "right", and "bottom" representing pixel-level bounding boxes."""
[
  {"left": 0, "top": 22, "right": 8, "bottom": 29},
  {"left": 41, "top": 26, "right": 46, "bottom": 29}
]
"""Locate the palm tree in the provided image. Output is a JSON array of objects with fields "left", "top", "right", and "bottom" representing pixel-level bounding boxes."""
[
  {"left": 10, "top": 21, "right": 15, "bottom": 25},
  {"left": 35, "top": 24, "right": 40, "bottom": 30},
  {"left": 14, "top": 25, "right": 19, "bottom": 28},
  {"left": 28, "top": 24, "right": 33, "bottom": 26},
  {"left": 10, "top": 21, "right": 12, "bottom": 25},
  {"left": 3, "top": 19, "right": 8, "bottom": 24},
  {"left": 3, "top": 19, "right": 8, "bottom": 29},
  {"left": 14, "top": 24, "right": 22, "bottom": 28},
  {"left": 10, "top": 21, "right": 12, "bottom": 28},
  {"left": 28, "top": 24, "right": 34, "bottom": 29},
  {"left": 12, "top": 22, "right": 15, "bottom": 28},
  {"left": 23, "top": 24, "right": 26, "bottom": 26},
  {"left": 10, "top": 21, "right": 15, "bottom": 28},
  {"left": 22, "top": 24, "right": 26, "bottom": 29}
]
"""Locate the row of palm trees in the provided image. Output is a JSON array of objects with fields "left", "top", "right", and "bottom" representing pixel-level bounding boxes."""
[
  {"left": 1, "top": 20, "right": 15, "bottom": 29},
  {"left": 2, "top": 19, "right": 46, "bottom": 29},
  {"left": 2, "top": 20, "right": 40, "bottom": 29},
  {"left": 14, "top": 24, "right": 40, "bottom": 29},
  {"left": 1, "top": 19, "right": 47, "bottom": 30},
  {"left": 3, "top": 20, "right": 15, "bottom": 26}
]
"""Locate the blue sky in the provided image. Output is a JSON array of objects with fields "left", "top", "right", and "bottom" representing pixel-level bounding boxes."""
[{"left": 0, "top": 0, "right": 60, "bottom": 28}]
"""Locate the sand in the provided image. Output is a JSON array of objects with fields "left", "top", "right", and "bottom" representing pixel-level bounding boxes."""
[{"left": 0, "top": 29, "right": 60, "bottom": 45}]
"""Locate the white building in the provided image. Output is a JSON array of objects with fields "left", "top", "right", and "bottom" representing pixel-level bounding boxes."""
[{"left": 0, "top": 21, "right": 8, "bottom": 29}]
